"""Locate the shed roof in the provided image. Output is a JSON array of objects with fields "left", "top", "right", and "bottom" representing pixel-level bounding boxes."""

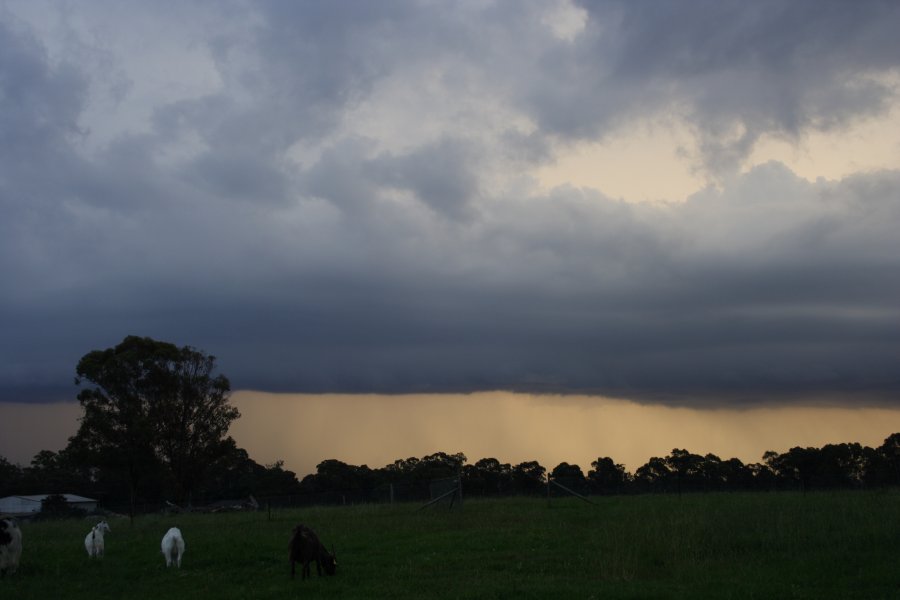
[{"left": 1, "top": 494, "right": 97, "bottom": 503}]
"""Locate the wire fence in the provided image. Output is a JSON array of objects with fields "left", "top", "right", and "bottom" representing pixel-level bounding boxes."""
[{"left": 89, "top": 473, "right": 820, "bottom": 517}]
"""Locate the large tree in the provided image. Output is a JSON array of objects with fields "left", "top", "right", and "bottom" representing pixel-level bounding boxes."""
[
  {"left": 72, "top": 335, "right": 239, "bottom": 514},
  {"left": 149, "top": 344, "right": 238, "bottom": 503}
]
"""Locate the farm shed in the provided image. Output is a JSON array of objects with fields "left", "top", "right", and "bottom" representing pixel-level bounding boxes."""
[{"left": 0, "top": 494, "right": 98, "bottom": 516}]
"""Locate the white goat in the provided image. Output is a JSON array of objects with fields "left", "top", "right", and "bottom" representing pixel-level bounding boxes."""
[
  {"left": 0, "top": 518, "right": 23, "bottom": 576},
  {"left": 161, "top": 527, "right": 185, "bottom": 568},
  {"left": 84, "top": 520, "right": 111, "bottom": 558}
]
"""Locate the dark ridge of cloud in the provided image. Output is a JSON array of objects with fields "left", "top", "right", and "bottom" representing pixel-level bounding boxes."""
[{"left": 4, "top": 166, "right": 899, "bottom": 406}]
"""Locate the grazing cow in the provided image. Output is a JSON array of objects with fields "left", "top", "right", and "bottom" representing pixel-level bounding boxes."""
[
  {"left": 0, "top": 518, "right": 23, "bottom": 576},
  {"left": 161, "top": 527, "right": 185, "bottom": 568},
  {"left": 288, "top": 524, "right": 337, "bottom": 580},
  {"left": 84, "top": 520, "right": 111, "bottom": 558}
]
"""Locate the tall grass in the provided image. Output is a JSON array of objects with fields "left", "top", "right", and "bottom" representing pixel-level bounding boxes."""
[{"left": 4, "top": 491, "right": 900, "bottom": 599}]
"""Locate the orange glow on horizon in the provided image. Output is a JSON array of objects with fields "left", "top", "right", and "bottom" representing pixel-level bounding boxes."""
[
  {"left": 3, "top": 392, "right": 900, "bottom": 479},
  {"left": 228, "top": 391, "right": 900, "bottom": 477}
]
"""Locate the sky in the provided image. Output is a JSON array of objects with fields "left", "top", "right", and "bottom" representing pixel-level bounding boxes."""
[
  {"left": 2, "top": 1, "right": 900, "bottom": 471},
  {"left": 5, "top": 391, "right": 900, "bottom": 475}
]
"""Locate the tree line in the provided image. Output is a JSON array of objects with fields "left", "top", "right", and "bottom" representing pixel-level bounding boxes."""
[
  {"left": 2, "top": 336, "right": 900, "bottom": 513},
  {"left": 283, "top": 435, "right": 900, "bottom": 502},
  {"left": 5, "top": 436, "right": 900, "bottom": 509}
]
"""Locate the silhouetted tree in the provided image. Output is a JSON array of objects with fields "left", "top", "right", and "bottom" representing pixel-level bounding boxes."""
[
  {"left": 308, "top": 459, "right": 378, "bottom": 494},
  {"left": 384, "top": 457, "right": 421, "bottom": 484},
  {"left": 664, "top": 448, "right": 706, "bottom": 494},
  {"left": 72, "top": 335, "right": 239, "bottom": 517},
  {"left": 634, "top": 457, "right": 671, "bottom": 492},
  {"left": 814, "top": 443, "right": 868, "bottom": 488},
  {"left": 380, "top": 452, "right": 466, "bottom": 489},
  {"left": 713, "top": 457, "right": 756, "bottom": 490},
  {"left": 550, "top": 462, "right": 588, "bottom": 494},
  {"left": 588, "top": 457, "right": 628, "bottom": 494},
  {"left": 512, "top": 461, "right": 546, "bottom": 494},
  {"left": 767, "top": 447, "right": 822, "bottom": 491},
  {"left": 870, "top": 433, "right": 900, "bottom": 487},
  {"left": 748, "top": 459, "right": 777, "bottom": 491},
  {"left": 0, "top": 455, "right": 23, "bottom": 496},
  {"left": 150, "top": 344, "right": 238, "bottom": 503},
  {"left": 21, "top": 450, "right": 93, "bottom": 496},
  {"left": 255, "top": 460, "right": 304, "bottom": 497},
  {"left": 462, "top": 458, "right": 512, "bottom": 496},
  {"left": 418, "top": 452, "right": 467, "bottom": 480}
]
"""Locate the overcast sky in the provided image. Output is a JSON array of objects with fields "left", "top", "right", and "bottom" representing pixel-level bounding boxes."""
[{"left": 2, "top": 0, "right": 899, "bottom": 406}]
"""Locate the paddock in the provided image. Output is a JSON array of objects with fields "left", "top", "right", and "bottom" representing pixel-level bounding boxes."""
[{"left": 1, "top": 493, "right": 899, "bottom": 599}]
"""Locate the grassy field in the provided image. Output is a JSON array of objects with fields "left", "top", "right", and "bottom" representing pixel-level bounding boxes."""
[{"left": 3, "top": 491, "right": 900, "bottom": 599}]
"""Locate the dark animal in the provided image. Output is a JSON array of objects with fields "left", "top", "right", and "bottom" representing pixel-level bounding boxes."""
[
  {"left": 288, "top": 525, "right": 336, "bottom": 580},
  {"left": 1, "top": 518, "right": 23, "bottom": 576}
]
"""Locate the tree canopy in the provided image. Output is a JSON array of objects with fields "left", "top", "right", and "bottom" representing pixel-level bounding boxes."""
[{"left": 71, "top": 335, "right": 239, "bottom": 514}]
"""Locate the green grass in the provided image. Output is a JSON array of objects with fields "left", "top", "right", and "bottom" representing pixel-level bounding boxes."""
[{"left": 4, "top": 491, "right": 900, "bottom": 599}]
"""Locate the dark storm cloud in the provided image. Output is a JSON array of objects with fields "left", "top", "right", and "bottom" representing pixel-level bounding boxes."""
[
  {"left": 1, "top": 1, "right": 899, "bottom": 406},
  {"left": 531, "top": 0, "right": 900, "bottom": 173}
]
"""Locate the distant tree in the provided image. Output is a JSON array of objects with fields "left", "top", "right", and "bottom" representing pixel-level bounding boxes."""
[
  {"left": 511, "top": 461, "right": 546, "bottom": 495},
  {"left": 714, "top": 457, "right": 756, "bottom": 490},
  {"left": 72, "top": 335, "right": 239, "bottom": 517},
  {"left": 0, "top": 455, "right": 22, "bottom": 496},
  {"left": 872, "top": 433, "right": 900, "bottom": 486},
  {"left": 550, "top": 462, "right": 585, "bottom": 480},
  {"left": 634, "top": 457, "right": 671, "bottom": 492},
  {"left": 694, "top": 453, "right": 722, "bottom": 490},
  {"left": 22, "top": 449, "right": 93, "bottom": 496},
  {"left": 550, "top": 462, "right": 589, "bottom": 495},
  {"left": 309, "top": 459, "right": 378, "bottom": 493},
  {"left": 462, "top": 458, "right": 512, "bottom": 496},
  {"left": 383, "top": 457, "right": 421, "bottom": 484},
  {"left": 383, "top": 452, "right": 466, "bottom": 484},
  {"left": 418, "top": 452, "right": 467, "bottom": 480},
  {"left": 255, "top": 460, "right": 304, "bottom": 497},
  {"left": 766, "top": 447, "right": 821, "bottom": 491},
  {"left": 815, "top": 443, "right": 868, "bottom": 488},
  {"left": 29, "top": 450, "right": 59, "bottom": 472},
  {"left": 748, "top": 459, "right": 777, "bottom": 491},
  {"left": 587, "top": 457, "right": 628, "bottom": 494},
  {"left": 664, "top": 448, "right": 705, "bottom": 494},
  {"left": 193, "top": 438, "right": 300, "bottom": 501}
]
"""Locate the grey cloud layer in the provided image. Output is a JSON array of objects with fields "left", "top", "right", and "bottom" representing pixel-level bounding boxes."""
[
  {"left": 536, "top": 0, "right": 900, "bottom": 172},
  {"left": 1, "top": 1, "right": 899, "bottom": 405}
]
